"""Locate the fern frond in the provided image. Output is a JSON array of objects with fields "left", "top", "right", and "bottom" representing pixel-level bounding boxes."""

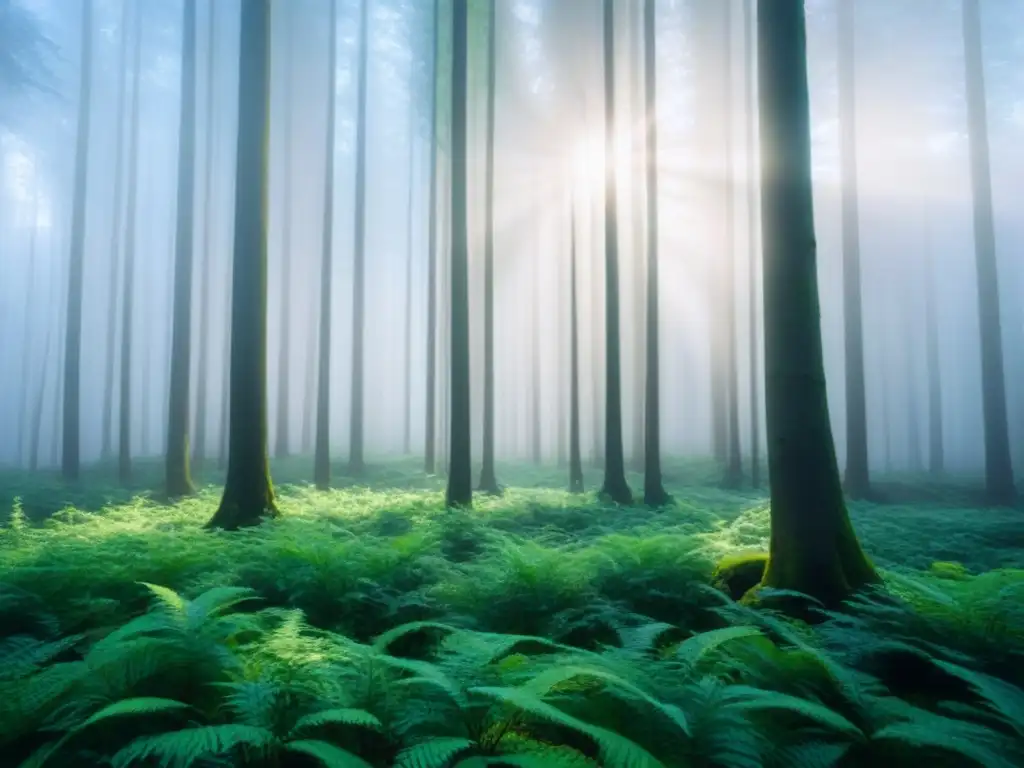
[
  {"left": 931, "top": 659, "right": 1024, "bottom": 736},
  {"left": 0, "top": 635, "right": 82, "bottom": 680},
  {"left": 395, "top": 737, "right": 476, "bottom": 768},
  {"left": 111, "top": 724, "right": 275, "bottom": 768},
  {"left": 871, "top": 717, "right": 1019, "bottom": 768},
  {"left": 75, "top": 696, "right": 193, "bottom": 730},
  {"left": 671, "top": 626, "right": 762, "bottom": 665},
  {"left": 285, "top": 738, "right": 374, "bottom": 767},
  {"left": 727, "top": 686, "right": 863, "bottom": 738},
  {"left": 770, "top": 740, "right": 851, "bottom": 768},
  {"left": 290, "top": 707, "right": 383, "bottom": 735}
]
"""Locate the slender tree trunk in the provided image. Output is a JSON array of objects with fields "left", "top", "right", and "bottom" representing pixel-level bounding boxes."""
[
  {"left": 208, "top": 0, "right": 278, "bottom": 529},
  {"left": 642, "top": 0, "right": 669, "bottom": 507},
  {"left": 757, "top": 0, "right": 878, "bottom": 606},
  {"left": 17, "top": 193, "right": 40, "bottom": 464},
  {"left": 62, "top": 0, "right": 94, "bottom": 481},
  {"left": 531, "top": 248, "right": 542, "bottom": 465},
  {"left": 924, "top": 218, "right": 945, "bottom": 475},
  {"left": 301, "top": 295, "right": 317, "bottom": 456},
  {"left": 569, "top": 201, "right": 584, "bottom": 494},
  {"left": 478, "top": 0, "right": 500, "bottom": 493},
  {"left": 118, "top": 2, "right": 142, "bottom": 485},
  {"left": 445, "top": 0, "right": 472, "bottom": 508},
  {"left": 193, "top": 1, "right": 217, "bottom": 471},
  {"left": 743, "top": 0, "right": 760, "bottom": 488},
  {"left": 31, "top": 229, "right": 61, "bottom": 472},
  {"left": 904, "top": 291, "right": 923, "bottom": 473},
  {"left": 348, "top": 0, "right": 370, "bottom": 474},
  {"left": 629, "top": 0, "right": 646, "bottom": 471},
  {"left": 102, "top": 0, "right": 130, "bottom": 462},
  {"left": 403, "top": 57, "right": 416, "bottom": 457},
  {"left": 314, "top": 0, "right": 339, "bottom": 490},
  {"left": 274, "top": 11, "right": 295, "bottom": 460},
  {"left": 599, "top": 0, "right": 632, "bottom": 504},
  {"left": 424, "top": 0, "right": 441, "bottom": 475},
  {"left": 961, "top": 0, "right": 1015, "bottom": 505},
  {"left": 837, "top": 0, "right": 870, "bottom": 499},
  {"left": 217, "top": 273, "right": 231, "bottom": 470},
  {"left": 166, "top": 0, "right": 198, "bottom": 498}
]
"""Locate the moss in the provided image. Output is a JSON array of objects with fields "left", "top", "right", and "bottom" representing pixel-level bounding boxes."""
[
  {"left": 928, "top": 561, "right": 971, "bottom": 581},
  {"left": 713, "top": 552, "right": 769, "bottom": 601}
]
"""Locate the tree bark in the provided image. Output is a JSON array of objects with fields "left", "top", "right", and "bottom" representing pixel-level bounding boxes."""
[
  {"left": 208, "top": 0, "right": 278, "bottom": 530},
  {"left": 274, "top": 7, "right": 295, "bottom": 460},
  {"left": 569, "top": 201, "right": 584, "bottom": 494},
  {"left": 743, "top": 0, "right": 760, "bottom": 488},
  {"left": 424, "top": 0, "right": 441, "bottom": 475},
  {"left": 757, "top": 0, "right": 878, "bottom": 607}
]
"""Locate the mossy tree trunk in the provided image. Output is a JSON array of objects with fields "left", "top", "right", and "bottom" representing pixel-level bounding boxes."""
[
  {"left": 961, "top": 0, "right": 1016, "bottom": 506},
  {"left": 166, "top": 0, "right": 198, "bottom": 499},
  {"left": 599, "top": 0, "right": 632, "bottom": 505},
  {"left": 119, "top": 3, "right": 142, "bottom": 485},
  {"left": 314, "top": 0, "right": 339, "bottom": 491},
  {"left": 207, "top": 0, "right": 278, "bottom": 530},
  {"left": 477, "top": 0, "right": 500, "bottom": 494},
  {"left": 642, "top": 0, "right": 669, "bottom": 507},
  {"left": 837, "top": 0, "right": 870, "bottom": 500},
  {"left": 348, "top": 0, "right": 370, "bottom": 475},
  {"left": 756, "top": 0, "right": 879, "bottom": 607},
  {"left": 61, "top": 0, "right": 94, "bottom": 482},
  {"left": 445, "top": 0, "right": 472, "bottom": 509}
]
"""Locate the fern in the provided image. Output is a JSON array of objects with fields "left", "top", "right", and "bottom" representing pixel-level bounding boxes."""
[
  {"left": 111, "top": 724, "right": 275, "bottom": 767},
  {"left": 285, "top": 738, "right": 375, "bottom": 767},
  {"left": 396, "top": 737, "right": 476, "bottom": 768}
]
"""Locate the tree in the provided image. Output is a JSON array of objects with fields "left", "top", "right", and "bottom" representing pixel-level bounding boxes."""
[
  {"left": 599, "top": 0, "right": 632, "bottom": 505},
  {"left": 837, "top": 0, "right": 870, "bottom": 500},
  {"left": 641, "top": 0, "right": 669, "bottom": 507},
  {"left": 61, "top": 0, "right": 94, "bottom": 482},
  {"left": 568, "top": 202, "right": 584, "bottom": 495},
  {"left": 348, "top": 0, "right": 370, "bottom": 474},
  {"left": 424, "top": 0, "right": 441, "bottom": 475},
  {"left": 402, "top": 55, "right": 416, "bottom": 457},
  {"left": 314, "top": 0, "right": 339, "bottom": 491},
  {"left": 742, "top": 0, "right": 761, "bottom": 488},
  {"left": 756, "top": 0, "right": 878, "bottom": 606},
  {"left": 924, "top": 217, "right": 945, "bottom": 476},
  {"left": 477, "top": 0, "right": 501, "bottom": 494},
  {"left": 208, "top": 0, "right": 278, "bottom": 530},
  {"left": 118, "top": 0, "right": 143, "bottom": 485},
  {"left": 961, "top": 0, "right": 1015, "bottom": 506},
  {"left": 445, "top": 0, "right": 472, "bottom": 508},
  {"left": 166, "top": 0, "right": 199, "bottom": 498}
]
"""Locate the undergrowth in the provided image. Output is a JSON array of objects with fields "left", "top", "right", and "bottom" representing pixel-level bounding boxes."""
[{"left": 1, "top": 459, "right": 1022, "bottom": 766}]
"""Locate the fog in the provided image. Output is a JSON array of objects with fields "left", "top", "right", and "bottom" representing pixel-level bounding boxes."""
[{"left": 0, "top": 0, "right": 1022, "bottom": 484}]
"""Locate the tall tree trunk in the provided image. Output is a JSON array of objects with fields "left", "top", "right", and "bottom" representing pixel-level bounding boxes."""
[
  {"left": 961, "top": 0, "right": 1015, "bottom": 505},
  {"left": 723, "top": 0, "right": 743, "bottom": 488},
  {"left": 118, "top": 1, "right": 142, "bottom": 484},
  {"left": 743, "top": 0, "right": 760, "bottom": 488},
  {"left": 531, "top": 248, "right": 542, "bottom": 465},
  {"left": 217, "top": 273, "right": 231, "bottom": 470},
  {"left": 904, "top": 292, "right": 923, "bottom": 473},
  {"left": 208, "top": 0, "right": 278, "bottom": 529},
  {"left": 424, "top": 0, "right": 441, "bottom": 475},
  {"left": 478, "top": 0, "right": 500, "bottom": 493},
  {"left": 757, "top": 0, "right": 878, "bottom": 606},
  {"left": 194, "top": 1, "right": 217, "bottom": 471},
  {"left": 274, "top": 10, "right": 295, "bottom": 460},
  {"left": 924, "top": 219, "right": 945, "bottom": 475},
  {"left": 31, "top": 228, "right": 62, "bottom": 472},
  {"left": 403, "top": 56, "right": 416, "bottom": 457},
  {"left": 301, "top": 295, "right": 317, "bottom": 456},
  {"left": 314, "top": 0, "right": 339, "bottom": 490},
  {"left": 18, "top": 193, "right": 40, "bottom": 464},
  {"left": 837, "top": 0, "right": 870, "bottom": 499},
  {"left": 568, "top": 201, "right": 584, "bottom": 494},
  {"left": 445, "top": 0, "right": 472, "bottom": 508},
  {"left": 102, "top": 0, "right": 130, "bottom": 461},
  {"left": 62, "top": 0, "right": 94, "bottom": 481},
  {"left": 348, "top": 0, "right": 370, "bottom": 474},
  {"left": 599, "top": 0, "right": 632, "bottom": 504},
  {"left": 629, "top": 0, "right": 646, "bottom": 471},
  {"left": 166, "top": 0, "right": 198, "bottom": 498},
  {"left": 642, "top": 0, "right": 669, "bottom": 507}
]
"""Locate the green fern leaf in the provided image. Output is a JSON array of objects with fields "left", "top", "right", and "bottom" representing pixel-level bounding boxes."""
[
  {"left": 469, "top": 686, "right": 665, "bottom": 768},
  {"left": 484, "top": 746, "right": 599, "bottom": 767},
  {"left": 285, "top": 738, "right": 374, "bottom": 768},
  {"left": 111, "top": 724, "right": 275, "bottom": 768},
  {"left": 381, "top": 655, "right": 469, "bottom": 707},
  {"left": 76, "top": 697, "right": 193, "bottom": 731},
  {"left": 290, "top": 707, "right": 383, "bottom": 735},
  {"left": 186, "top": 586, "right": 260, "bottom": 624},
  {"left": 771, "top": 741, "right": 851, "bottom": 768},
  {"left": 373, "top": 621, "right": 461, "bottom": 651},
  {"left": 140, "top": 583, "right": 188, "bottom": 614},
  {"left": 931, "top": 659, "right": 1024, "bottom": 735},
  {"left": 0, "top": 635, "right": 82, "bottom": 680},
  {"left": 671, "top": 626, "right": 762, "bottom": 665},
  {"left": 871, "top": 719, "right": 1018, "bottom": 768},
  {"left": 728, "top": 687, "right": 863, "bottom": 738},
  {"left": 396, "top": 737, "right": 477, "bottom": 768}
]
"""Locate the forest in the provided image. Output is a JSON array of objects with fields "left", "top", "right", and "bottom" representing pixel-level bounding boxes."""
[{"left": 0, "top": 0, "right": 1023, "bottom": 765}]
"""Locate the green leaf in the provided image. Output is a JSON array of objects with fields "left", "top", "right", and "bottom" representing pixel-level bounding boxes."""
[
  {"left": 290, "top": 708, "right": 383, "bottom": 736},
  {"left": 76, "top": 697, "right": 193, "bottom": 731},
  {"left": 872, "top": 720, "right": 1018, "bottom": 768},
  {"left": 728, "top": 687, "right": 863, "bottom": 738},
  {"left": 139, "top": 583, "right": 188, "bottom": 614},
  {"left": 396, "top": 738, "right": 477, "bottom": 768},
  {"left": 111, "top": 724, "right": 275, "bottom": 768},
  {"left": 286, "top": 739, "right": 375, "bottom": 768},
  {"left": 772, "top": 741, "right": 851, "bottom": 768},
  {"left": 672, "top": 626, "right": 763, "bottom": 665}
]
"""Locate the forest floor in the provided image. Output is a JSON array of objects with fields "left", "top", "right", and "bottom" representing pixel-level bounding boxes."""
[{"left": 2, "top": 458, "right": 1023, "bottom": 767}]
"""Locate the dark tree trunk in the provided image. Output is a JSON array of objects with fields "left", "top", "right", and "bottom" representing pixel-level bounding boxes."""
[
  {"left": 207, "top": 0, "right": 278, "bottom": 530},
  {"left": 743, "top": 0, "right": 760, "bottom": 488},
  {"left": 274, "top": 11, "right": 295, "bottom": 460},
  {"left": 837, "top": 0, "right": 870, "bottom": 500},
  {"left": 642, "top": 0, "right": 669, "bottom": 507},
  {"left": 166, "top": 0, "right": 198, "bottom": 498},
  {"left": 599, "top": 0, "right": 632, "bottom": 505},
  {"left": 314, "top": 0, "right": 339, "bottom": 491},
  {"left": 102, "top": 0, "right": 130, "bottom": 462},
  {"left": 961, "top": 0, "right": 1015, "bottom": 505},
  {"left": 62, "top": 0, "right": 94, "bottom": 482},
  {"left": 445, "top": 0, "right": 472, "bottom": 508},
  {"left": 723, "top": 0, "right": 743, "bottom": 489},
  {"left": 757, "top": 0, "right": 878, "bottom": 606},
  {"left": 118, "top": 2, "right": 142, "bottom": 485},
  {"left": 478, "top": 0, "right": 500, "bottom": 494},
  {"left": 348, "top": 0, "right": 370, "bottom": 474},
  {"left": 569, "top": 203, "right": 584, "bottom": 494},
  {"left": 193, "top": 2, "right": 217, "bottom": 471},
  {"left": 629, "top": 0, "right": 646, "bottom": 472},
  {"left": 424, "top": 0, "right": 440, "bottom": 475},
  {"left": 924, "top": 222, "right": 945, "bottom": 475}
]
